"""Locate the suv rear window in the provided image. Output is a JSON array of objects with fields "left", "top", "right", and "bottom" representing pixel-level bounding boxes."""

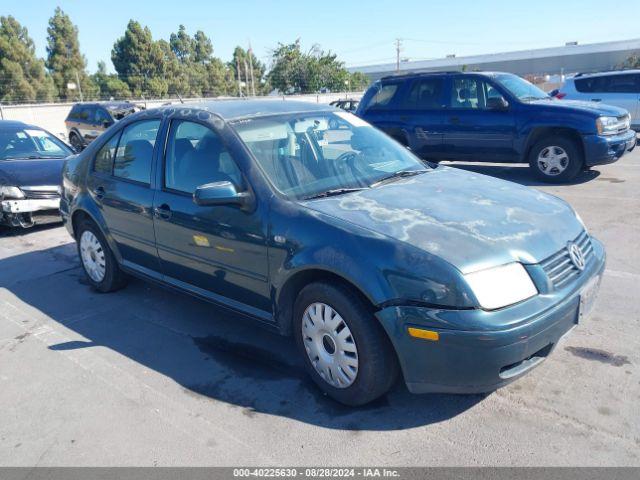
[
  {"left": 575, "top": 74, "right": 640, "bottom": 94},
  {"left": 365, "top": 83, "right": 399, "bottom": 110}
]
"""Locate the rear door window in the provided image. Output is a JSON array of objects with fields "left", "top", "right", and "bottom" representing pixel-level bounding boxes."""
[
  {"left": 112, "top": 120, "right": 161, "bottom": 184},
  {"left": 94, "top": 133, "right": 121, "bottom": 174},
  {"left": 402, "top": 78, "right": 444, "bottom": 109}
]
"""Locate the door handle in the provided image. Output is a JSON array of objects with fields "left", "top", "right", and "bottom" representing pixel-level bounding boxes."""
[
  {"left": 449, "top": 116, "right": 460, "bottom": 124},
  {"left": 92, "top": 186, "right": 105, "bottom": 200},
  {"left": 591, "top": 98, "right": 601, "bottom": 102},
  {"left": 154, "top": 203, "right": 172, "bottom": 220}
]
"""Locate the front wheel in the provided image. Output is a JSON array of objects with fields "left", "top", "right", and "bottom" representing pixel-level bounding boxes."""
[
  {"left": 294, "top": 282, "right": 398, "bottom": 406},
  {"left": 76, "top": 219, "right": 127, "bottom": 292},
  {"left": 528, "top": 136, "right": 583, "bottom": 183}
]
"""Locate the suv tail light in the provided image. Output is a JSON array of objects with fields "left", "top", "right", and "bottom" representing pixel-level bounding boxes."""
[{"left": 554, "top": 92, "right": 567, "bottom": 99}]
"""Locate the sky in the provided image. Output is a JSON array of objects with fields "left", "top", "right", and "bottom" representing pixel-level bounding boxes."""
[{"left": 5, "top": 0, "right": 640, "bottom": 73}]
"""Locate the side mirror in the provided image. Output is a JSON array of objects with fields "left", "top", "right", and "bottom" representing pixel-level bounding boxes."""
[
  {"left": 193, "top": 181, "right": 253, "bottom": 209},
  {"left": 487, "top": 97, "right": 509, "bottom": 111},
  {"left": 102, "top": 120, "right": 113, "bottom": 128}
]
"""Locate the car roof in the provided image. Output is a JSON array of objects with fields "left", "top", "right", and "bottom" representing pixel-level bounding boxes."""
[
  {"left": 0, "top": 120, "right": 41, "bottom": 130},
  {"left": 379, "top": 71, "right": 507, "bottom": 82},
  {"left": 72, "top": 101, "right": 134, "bottom": 110},
  {"left": 152, "top": 99, "right": 336, "bottom": 121},
  {"left": 572, "top": 69, "right": 640, "bottom": 79}
]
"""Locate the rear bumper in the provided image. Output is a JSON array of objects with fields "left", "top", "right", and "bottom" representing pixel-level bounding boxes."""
[
  {"left": 376, "top": 238, "right": 606, "bottom": 394},
  {"left": 582, "top": 130, "right": 636, "bottom": 166}
]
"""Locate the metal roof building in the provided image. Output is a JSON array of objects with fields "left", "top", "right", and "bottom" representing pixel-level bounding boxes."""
[{"left": 349, "top": 38, "right": 640, "bottom": 81}]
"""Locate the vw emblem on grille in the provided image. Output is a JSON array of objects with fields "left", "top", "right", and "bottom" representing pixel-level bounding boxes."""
[{"left": 568, "top": 242, "right": 586, "bottom": 271}]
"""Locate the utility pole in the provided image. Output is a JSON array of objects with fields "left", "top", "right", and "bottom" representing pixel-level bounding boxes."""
[
  {"left": 243, "top": 58, "right": 251, "bottom": 97},
  {"left": 75, "top": 70, "right": 84, "bottom": 102},
  {"left": 235, "top": 52, "right": 242, "bottom": 97},
  {"left": 395, "top": 38, "right": 402, "bottom": 73},
  {"left": 248, "top": 42, "right": 256, "bottom": 96}
]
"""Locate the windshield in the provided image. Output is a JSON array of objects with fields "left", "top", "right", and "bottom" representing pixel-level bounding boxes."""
[
  {"left": 231, "top": 111, "right": 429, "bottom": 199},
  {"left": 494, "top": 74, "right": 550, "bottom": 102},
  {"left": 0, "top": 128, "right": 73, "bottom": 160}
]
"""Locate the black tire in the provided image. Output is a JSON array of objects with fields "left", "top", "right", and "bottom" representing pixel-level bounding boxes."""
[
  {"left": 528, "top": 135, "right": 583, "bottom": 183},
  {"left": 76, "top": 219, "right": 127, "bottom": 293},
  {"left": 294, "top": 281, "right": 399, "bottom": 406},
  {"left": 69, "top": 132, "right": 84, "bottom": 152}
]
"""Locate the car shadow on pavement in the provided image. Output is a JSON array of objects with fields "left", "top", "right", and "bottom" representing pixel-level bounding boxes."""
[
  {"left": 445, "top": 162, "right": 601, "bottom": 187},
  {"left": 1, "top": 244, "right": 486, "bottom": 431}
]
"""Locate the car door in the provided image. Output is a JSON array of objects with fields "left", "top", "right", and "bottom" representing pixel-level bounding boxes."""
[
  {"left": 86, "top": 118, "right": 162, "bottom": 274},
  {"left": 442, "top": 76, "right": 517, "bottom": 161},
  {"left": 397, "top": 77, "right": 446, "bottom": 158},
  {"left": 152, "top": 119, "right": 271, "bottom": 315}
]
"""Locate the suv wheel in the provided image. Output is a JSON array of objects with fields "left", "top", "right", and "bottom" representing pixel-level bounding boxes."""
[
  {"left": 294, "top": 282, "right": 398, "bottom": 406},
  {"left": 528, "top": 136, "right": 583, "bottom": 183},
  {"left": 69, "top": 132, "right": 84, "bottom": 152},
  {"left": 76, "top": 219, "right": 127, "bottom": 292}
]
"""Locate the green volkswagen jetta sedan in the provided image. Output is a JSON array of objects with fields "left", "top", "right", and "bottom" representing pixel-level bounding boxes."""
[{"left": 60, "top": 100, "right": 605, "bottom": 405}]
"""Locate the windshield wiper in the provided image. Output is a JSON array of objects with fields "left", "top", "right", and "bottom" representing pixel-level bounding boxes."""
[
  {"left": 302, "top": 187, "right": 366, "bottom": 200},
  {"left": 370, "top": 169, "right": 427, "bottom": 187}
]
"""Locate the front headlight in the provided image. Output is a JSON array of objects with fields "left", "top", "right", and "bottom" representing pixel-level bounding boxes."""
[
  {"left": 464, "top": 263, "right": 538, "bottom": 310},
  {"left": 0, "top": 186, "right": 25, "bottom": 199},
  {"left": 596, "top": 115, "right": 628, "bottom": 136}
]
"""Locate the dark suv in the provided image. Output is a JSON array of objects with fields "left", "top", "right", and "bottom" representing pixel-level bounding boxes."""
[
  {"left": 65, "top": 102, "right": 138, "bottom": 151},
  {"left": 356, "top": 71, "right": 636, "bottom": 182}
]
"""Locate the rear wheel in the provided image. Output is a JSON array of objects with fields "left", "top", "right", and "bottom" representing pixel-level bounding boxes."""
[
  {"left": 294, "top": 282, "right": 398, "bottom": 406},
  {"left": 69, "top": 132, "right": 84, "bottom": 152},
  {"left": 528, "top": 136, "right": 583, "bottom": 183},
  {"left": 76, "top": 219, "right": 127, "bottom": 292}
]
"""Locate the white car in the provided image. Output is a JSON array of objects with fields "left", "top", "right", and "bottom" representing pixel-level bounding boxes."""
[{"left": 557, "top": 70, "right": 640, "bottom": 131}]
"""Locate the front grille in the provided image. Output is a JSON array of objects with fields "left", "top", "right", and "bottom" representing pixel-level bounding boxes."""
[
  {"left": 23, "top": 190, "right": 60, "bottom": 200},
  {"left": 540, "top": 230, "right": 593, "bottom": 288}
]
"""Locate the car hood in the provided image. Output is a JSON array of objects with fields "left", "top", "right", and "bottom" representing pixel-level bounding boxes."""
[
  {"left": 300, "top": 166, "right": 583, "bottom": 274},
  {"left": 0, "top": 157, "right": 67, "bottom": 187},
  {"left": 530, "top": 98, "right": 628, "bottom": 117}
]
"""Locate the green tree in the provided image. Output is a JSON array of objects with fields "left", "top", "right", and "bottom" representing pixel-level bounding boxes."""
[
  {"left": 229, "top": 46, "right": 266, "bottom": 95},
  {"left": 169, "top": 24, "right": 194, "bottom": 63},
  {"left": 91, "top": 60, "right": 131, "bottom": 99},
  {"left": 111, "top": 20, "right": 168, "bottom": 97},
  {"left": 0, "top": 15, "right": 55, "bottom": 103},
  {"left": 45, "top": 7, "right": 94, "bottom": 100},
  {"left": 348, "top": 71, "right": 370, "bottom": 91},
  {"left": 193, "top": 31, "right": 213, "bottom": 64},
  {"left": 267, "top": 40, "right": 354, "bottom": 94},
  {"left": 622, "top": 52, "right": 640, "bottom": 69}
]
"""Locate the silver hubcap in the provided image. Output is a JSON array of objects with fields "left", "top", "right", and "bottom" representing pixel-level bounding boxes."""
[
  {"left": 302, "top": 302, "right": 358, "bottom": 389},
  {"left": 537, "top": 145, "right": 569, "bottom": 176},
  {"left": 80, "top": 231, "right": 106, "bottom": 283}
]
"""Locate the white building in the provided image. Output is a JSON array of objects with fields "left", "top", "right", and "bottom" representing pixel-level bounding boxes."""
[{"left": 349, "top": 38, "right": 640, "bottom": 84}]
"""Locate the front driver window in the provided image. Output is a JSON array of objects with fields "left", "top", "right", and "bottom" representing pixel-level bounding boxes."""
[{"left": 164, "top": 120, "right": 242, "bottom": 194}]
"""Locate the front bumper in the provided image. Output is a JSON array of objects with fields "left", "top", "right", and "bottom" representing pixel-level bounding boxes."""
[
  {"left": 582, "top": 129, "right": 636, "bottom": 166},
  {"left": 0, "top": 198, "right": 60, "bottom": 214},
  {"left": 376, "top": 238, "right": 606, "bottom": 394}
]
